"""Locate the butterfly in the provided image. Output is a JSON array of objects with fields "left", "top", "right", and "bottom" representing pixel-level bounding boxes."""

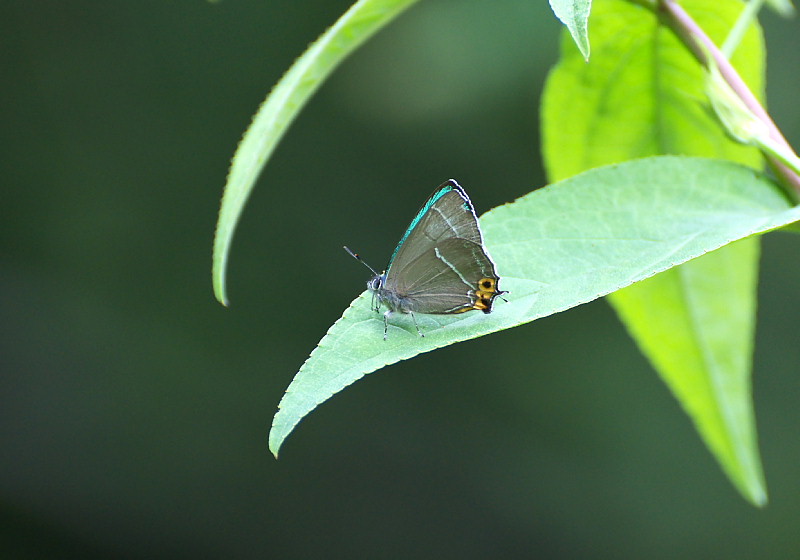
[{"left": 345, "top": 179, "right": 505, "bottom": 339}]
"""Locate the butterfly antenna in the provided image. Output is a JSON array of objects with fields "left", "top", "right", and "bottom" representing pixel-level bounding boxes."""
[{"left": 343, "top": 246, "right": 379, "bottom": 276}]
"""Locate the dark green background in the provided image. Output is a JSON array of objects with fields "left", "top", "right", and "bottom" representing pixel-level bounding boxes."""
[{"left": 2, "top": 1, "right": 800, "bottom": 558}]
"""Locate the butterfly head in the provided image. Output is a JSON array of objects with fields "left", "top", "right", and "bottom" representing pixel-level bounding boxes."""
[{"left": 367, "top": 273, "right": 385, "bottom": 293}]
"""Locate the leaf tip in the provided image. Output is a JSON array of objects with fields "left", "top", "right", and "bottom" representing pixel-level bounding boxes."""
[
  {"left": 269, "top": 431, "right": 283, "bottom": 459},
  {"left": 744, "top": 483, "right": 768, "bottom": 508},
  {"left": 212, "top": 276, "right": 230, "bottom": 307}
]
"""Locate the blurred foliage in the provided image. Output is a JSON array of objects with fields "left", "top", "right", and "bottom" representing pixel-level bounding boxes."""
[{"left": 2, "top": 0, "right": 800, "bottom": 558}]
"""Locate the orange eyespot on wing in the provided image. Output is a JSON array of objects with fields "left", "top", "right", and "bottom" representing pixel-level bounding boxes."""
[{"left": 470, "top": 277, "right": 501, "bottom": 313}]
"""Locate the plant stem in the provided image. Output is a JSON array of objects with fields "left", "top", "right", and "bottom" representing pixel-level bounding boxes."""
[
  {"left": 654, "top": 0, "right": 800, "bottom": 195},
  {"left": 721, "top": 0, "right": 766, "bottom": 58}
]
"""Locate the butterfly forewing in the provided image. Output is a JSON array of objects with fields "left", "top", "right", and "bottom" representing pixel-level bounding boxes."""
[{"left": 385, "top": 182, "right": 484, "bottom": 278}]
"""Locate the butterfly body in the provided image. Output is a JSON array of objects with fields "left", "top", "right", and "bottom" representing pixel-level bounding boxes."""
[{"left": 353, "top": 180, "right": 504, "bottom": 339}]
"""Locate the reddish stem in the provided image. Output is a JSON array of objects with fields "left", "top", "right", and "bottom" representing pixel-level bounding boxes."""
[{"left": 657, "top": 0, "right": 800, "bottom": 195}]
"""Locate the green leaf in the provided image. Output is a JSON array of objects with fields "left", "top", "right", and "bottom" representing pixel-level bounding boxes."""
[
  {"left": 541, "top": 0, "right": 768, "bottom": 504},
  {"left": 548, "top": 0, "right": 592, "bottom": 60},
  {"left": 212, "top": 0, "right": 419, "bottom": 306},
  {"left": 612, "top": 238, "right": 764, "bottom": 502},
  {"left": 542, "top": 0, "right": 763, "bottom": 179},
  {"left": 269, "top": 156, "right": 800, "bottom": 457}
]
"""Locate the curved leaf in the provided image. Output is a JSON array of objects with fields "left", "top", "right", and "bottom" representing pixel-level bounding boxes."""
[
  {"left": 269, "top": 156, "right": 800, "bottom": 456},
  {"left": 212, "top": 0, "right": 419, "bottom": 305}
]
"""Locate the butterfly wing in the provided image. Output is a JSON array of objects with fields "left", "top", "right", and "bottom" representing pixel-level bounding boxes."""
[
  {"left": 385, "top": 181, "right": 484, "bottom": 274},
  {"left": 383, "top": 180, "right": 502, "bottom": 315},
  {"left": 392, "top": 237, "right": 500, "bottom": 313}
]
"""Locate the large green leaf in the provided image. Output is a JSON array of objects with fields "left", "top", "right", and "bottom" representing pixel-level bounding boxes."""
[
  {"left": 212, "top": 0, "right": 419, "bottom": 306},
  {"left": 270, "top": 156, "right": 800, "bottom": 457},
  {"left": 541, "top": 0, "right": 768, "bottom": 504}
]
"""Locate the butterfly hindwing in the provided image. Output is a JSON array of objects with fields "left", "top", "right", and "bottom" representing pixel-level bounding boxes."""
[{"left": 391, "top": 238, "right": 497, "bottom": 313}]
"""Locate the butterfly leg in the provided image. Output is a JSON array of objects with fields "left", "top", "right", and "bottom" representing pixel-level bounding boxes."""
[
  {"left": 409, "top": 311, "right": 424, "bottom": 338},
  {"left": 382, "top": 310, "right": 392, "bottom": 341}
]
